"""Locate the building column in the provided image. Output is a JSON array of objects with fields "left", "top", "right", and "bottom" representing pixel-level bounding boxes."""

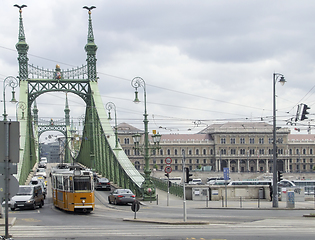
[
  {"left": 266, "top": 160, "right": 269, "bottom": 173},
  {"left": 257, "top": 159, "right": 259, "bottom": 172},
  {"left": 237, "top": 159, "right": 240, "bottom": 173}
]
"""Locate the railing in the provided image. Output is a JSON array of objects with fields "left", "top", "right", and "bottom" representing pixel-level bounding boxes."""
[{"left": 151, "top": 176, "right": 184, "bottom": 198}]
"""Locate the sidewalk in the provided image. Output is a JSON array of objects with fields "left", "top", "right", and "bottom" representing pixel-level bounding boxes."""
[{"left": 150, "top": 189, "right": 315, "bottom": 210}]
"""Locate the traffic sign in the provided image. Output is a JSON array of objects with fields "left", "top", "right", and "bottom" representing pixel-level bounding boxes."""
[
  {"left": 165, "top": 166, "right": 172, "bottom": 174},
  {"left": 0, "top": 175, "right": 19, "bottom": 200},
  {"left": 223, "top": 167, "right": 230, "bottom": 180},
  {"left": 165, "top": 157, "right": 172, "bottom": 165}
]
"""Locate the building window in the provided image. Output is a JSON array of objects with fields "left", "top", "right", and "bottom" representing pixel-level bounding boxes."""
[
  {"left": 289, "top": 149, "right": 292, "bottom": 155},
  {"left": 240, "top": 149, "right": 245, "bottom": 155},
  {"left": 189, "top": 159, "right": 192, "bottom": 164},
  {"left": 278, "top": 138, "right": 283, "bottom": 144},
  {"left": 259, "top": 149, "right": 264, "bottom": 155},
  {"left": 203, "top": 149, "right": 206, "bottom": 155},
  {"left": 124, "top": 138, "right": 130, "bottom": 144},
  {"left": 175, "top": 166, "right": 178, "bottom": 170},
  {"left": 167, "top": 149, "right": 171, "bottom": 155},
  {"left": 230, "top": 138, "right": 236, "bottom": 144},
  {"left": 160, "top": 159, "right": 163, "bottom": 164},
  {"left": 175, "top": 149, "right": 178, "bottom": 155},
  {"left": 240, "top": 138, "right": 245, "bottom": 144},
  {"left": 231, "top": 149, "right": 236, "bottom": 155},
  {"left": 188, "top": 149, "right": 192, "bottom": 155},
  {"left": 210, "top": 149, "right": 213, "bottom": 155},
  {"left": 249, "top": 149, "right": 255, "bottom": 155},
  {"left": 160, "top": 149, "right": 163, "bottom": 155},
  {"left": 278, "top": 148, "right": 283, "bottom": 155},
  {"left": 196, "top": 149, "right": 199, "bottom": 155},
  {"left": 250, "top": 138, "right": 255, "bottom": 144},
  {"left": 221, "top": 138, "right": 226, "bottom": 144},
  {"left": 196, "top": 159, "right": 199, "bottom": 164},
  {"left": 221, "top": 149, "right": 226, "bottom": 155},
  {"left": 259, "top": 138, "right": 264, "bottom": 144},
  {"left": 310, "top": 149, "right": 313, "bottom": 155},
  {"left": 310, "top": 158, "right": 313, "bottom": 163},
  {"left": 203, "top": 159, "right": 206, "bottom": 164},
  {"left": 303, "top": 149, "right": 306, "bottom": 155},
  {"left": 269, "top": 138, "right": 273, "bottom": 144},
  {"left": 175, "top": 159, "right": 178, "bottom": 164},
  {"left": 296, "top": 149, "right": 300, "bottom": 155}
]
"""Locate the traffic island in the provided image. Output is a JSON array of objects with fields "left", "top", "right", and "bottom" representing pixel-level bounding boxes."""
[
  {"left": 303, "top": 213, "right": 315, "bottom": 217},
  {"left": 123, "top": 218, "right": 210, "bottom": 225}
]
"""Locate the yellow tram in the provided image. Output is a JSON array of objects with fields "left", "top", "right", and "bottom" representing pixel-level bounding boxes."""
[{"left": 51, "top": 165, "right": 95, "bottom": 213}]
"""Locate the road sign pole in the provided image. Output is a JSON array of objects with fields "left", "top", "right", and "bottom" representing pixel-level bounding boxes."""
[
  {"left": 4, "top": 121, "right": 9, "bottom": 239},
  {"left": 182, "top": 150, "right": 187, "bottom": 222},
  {"left": 167, "top": 174, "right": 170, "bottom": 206}
]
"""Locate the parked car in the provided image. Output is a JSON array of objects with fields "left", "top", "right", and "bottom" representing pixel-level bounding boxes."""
[
  {"left": 94, "top": 177, "right": 111, "bottom": 191},
  {"left": 9, "top": 185, "right": 44, "bottom": 211},
  {"left": 108, "top": 189, "right": 136, "bottom": 205}
]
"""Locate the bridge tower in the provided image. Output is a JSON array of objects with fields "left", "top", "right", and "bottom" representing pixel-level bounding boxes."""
[{"left": 14, "top": 6, "right": 146, "bottom": 198}]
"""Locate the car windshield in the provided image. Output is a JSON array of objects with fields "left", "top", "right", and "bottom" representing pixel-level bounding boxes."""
[
  {"left": 16, "top": 186, "right": 33, "bottom": 195},
  {"left": 99, "top": 178, "right": 108, "bottom": 182},
  {"left": 117, "top": 189, "right": 133, "bottom": 194}
]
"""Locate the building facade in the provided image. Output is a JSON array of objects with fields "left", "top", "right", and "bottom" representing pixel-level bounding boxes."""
[{"left": 117, "top": 122, "right": 315, "bottom": 173}]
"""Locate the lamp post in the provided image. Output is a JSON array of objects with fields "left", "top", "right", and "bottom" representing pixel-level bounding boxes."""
[
  {"left": 3, "top": 76, "right": 18, "bottom": 121},
  {"left": 2, "top": 76, "right": 18, "bottom": 239},
  {"left": 272, "top": 73, "right": 286, "bottom": 208},
  {"left": 105, "top": 102, "right": 119, "bottom": 149},
  {"left": 131, "top": 77, "right": 161, "bottom": 201}
]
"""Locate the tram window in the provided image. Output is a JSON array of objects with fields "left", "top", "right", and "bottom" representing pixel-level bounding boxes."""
[
  {"left": 64, "top": 176, "right": 69, "bottom": 191},
  {"left": 74, "top": 176, "right": 91, "bottom": 191},
  {"left": 57, "top": 176, "right": 63, "bottom": 190}
]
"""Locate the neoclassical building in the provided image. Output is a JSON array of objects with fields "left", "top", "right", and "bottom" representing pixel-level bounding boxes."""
[{"left": 117, "top": 122, "right": 315, "bottom": 173}]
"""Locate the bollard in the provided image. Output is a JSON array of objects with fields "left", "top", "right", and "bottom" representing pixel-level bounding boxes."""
[
  {"left": 156, "top": 194, "right": 158, "bottom": 205},
  {"left": 222, "top": 196, "right": 224, "bottom": 207},
  {"left": 240, "top": 197, "right": 242, "bottom": 208},
  {"left": 206, "top": 195, "right": 209, "bottom": 208},
  {"left": 258, "top": 196, "right": 260, "bottom": 208}
]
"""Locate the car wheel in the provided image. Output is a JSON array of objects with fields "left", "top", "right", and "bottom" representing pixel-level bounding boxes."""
[
  {"left": 114, "top": 199, "right": 118, "bottom": 205},
  {"left": 32, "top": 203, "right": 36, "bottom": 210},
  {"left": 10, "top": 207, "right": 15, "bottom": 211},
  {"left": 39, "top": 201, "right": 43, "bottom": 208}
]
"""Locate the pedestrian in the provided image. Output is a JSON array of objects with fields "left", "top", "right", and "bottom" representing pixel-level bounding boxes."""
[{"left": 269, "top": 183, "right": 273, "bottom": 201}]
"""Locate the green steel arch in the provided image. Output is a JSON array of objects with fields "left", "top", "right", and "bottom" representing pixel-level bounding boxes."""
[{"left": 15, "top": 6, "right": 144, "bottom": 197}]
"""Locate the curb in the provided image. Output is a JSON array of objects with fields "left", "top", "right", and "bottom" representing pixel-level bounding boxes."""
[{"left": 123, "top": 218, "right": 210, "bottom": 225}]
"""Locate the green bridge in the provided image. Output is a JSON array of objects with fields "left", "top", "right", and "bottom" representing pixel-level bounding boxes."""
[{"left": 11, "top": 6, "right": 167, "bottom": 200}]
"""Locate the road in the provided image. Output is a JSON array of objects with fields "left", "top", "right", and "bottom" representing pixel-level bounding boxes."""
[{"left": 1, "top": 188, "right": 314, "bottom": 240}]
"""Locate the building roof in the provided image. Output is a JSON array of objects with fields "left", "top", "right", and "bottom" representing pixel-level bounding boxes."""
[
  {"left": 159, "top": 133, "right": 212, "bottom": 143},
  {"left": 198, "top": 122, "right": 290, "bottom": 134},
  {"left": 117, "top": 122, "right": 144, "bottom": 134},
  {"left": 288, "top": 134, "right": 315, "bottom": 142}
]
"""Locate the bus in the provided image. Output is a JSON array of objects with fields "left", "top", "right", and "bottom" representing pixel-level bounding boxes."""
[
  {"left": 291, "top": 180, "right": 315, "bottom": 195},
  {"left": 51, "top": 166, "right": 95, "bottom": 213}
]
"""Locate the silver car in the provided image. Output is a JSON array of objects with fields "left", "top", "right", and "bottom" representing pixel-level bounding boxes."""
[{"left": 108, "top": 189, "right": 136, "bottom": 205}]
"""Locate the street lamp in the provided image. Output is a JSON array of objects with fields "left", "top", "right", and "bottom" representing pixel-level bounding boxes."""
[
  {"left": 272, "top": 72, "right": 286, "bottom": 208},
  {"left": 3, "top": 76, "right": 18, "bottom": 121},
  {"left": 131, "top": 77, "right": 161, "bottom": 201},
  {"left": 105, "top": 102, "right": 119, "bottom": 149}
]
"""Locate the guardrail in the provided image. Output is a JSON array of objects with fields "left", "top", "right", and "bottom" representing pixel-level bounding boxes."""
[{"left": 151, "top": 176, "right": 184, "bottom": 198}]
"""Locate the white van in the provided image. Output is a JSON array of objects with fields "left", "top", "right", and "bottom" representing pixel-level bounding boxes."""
[{"left": 188, "top": 179, "right": 203, "bottom": 185}]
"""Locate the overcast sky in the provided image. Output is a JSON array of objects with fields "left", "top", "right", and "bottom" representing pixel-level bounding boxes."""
[{"left": 1, "top": 0, "right": 315, "bottom": 139}]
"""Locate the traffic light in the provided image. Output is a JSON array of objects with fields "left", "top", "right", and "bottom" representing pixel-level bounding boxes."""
[
  {"left": 277, "top": 171, "right": 283, "bottom": 182},
  {"left": 185, "top": 167, "right": 193, "bottom": 183},
  {"left": 301, "top": 104, "right": 310, "bottom": 121}
]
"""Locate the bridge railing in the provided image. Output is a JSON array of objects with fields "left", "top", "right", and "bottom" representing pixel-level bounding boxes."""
[{"left": 151, "top": 176, "right": 184, "bottom": 198}]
